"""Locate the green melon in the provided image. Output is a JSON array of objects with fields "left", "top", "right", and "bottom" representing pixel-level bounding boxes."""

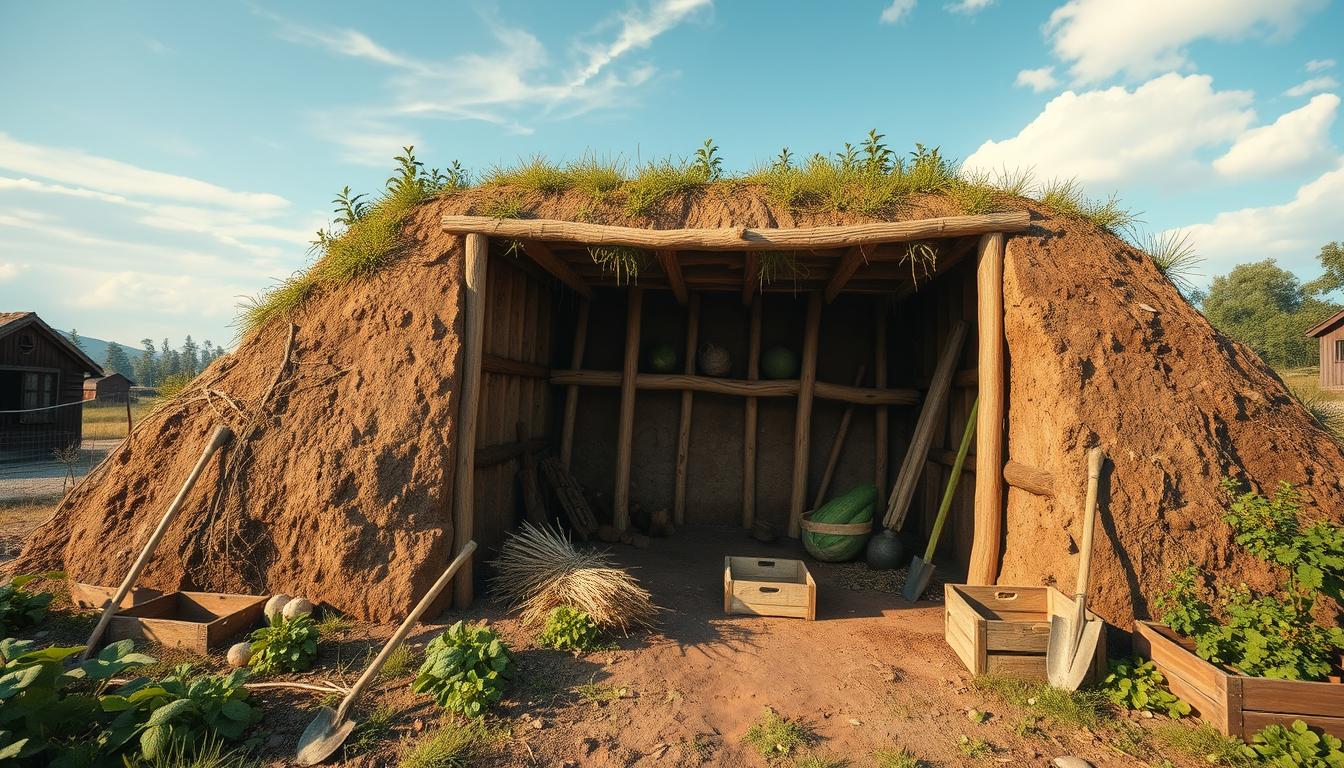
[
  {"left": 803, "top": 483, "right": 876, "bottom": 562},
  {"left": 761, "top": 346, "right": 798, "bottom": 379},
  {"left": 644, "top": 343, "right": 678, "bottom": 373}
]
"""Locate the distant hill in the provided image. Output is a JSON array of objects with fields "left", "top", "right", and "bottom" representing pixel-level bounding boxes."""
[{"left": 68, "top": 335, "right": 146, "bottom": 371}]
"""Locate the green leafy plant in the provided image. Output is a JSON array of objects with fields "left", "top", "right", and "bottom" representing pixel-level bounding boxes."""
[
  {"left": 956, "top": 734, "right": 991, "bottom": 758},
  {"left": 248, "top": 614, "right": 319, "bottom": 675},
  {"left": 0, "top": 573, "right": 59, "bottom": 636},
  {"left": 538, "top": 606, "right": 603, "bottom": 652},
  {"left": 0, "top": 638, "right": 156, "bottom": 764},
  {"left": 862, "top": 129, "right": 893, "bottom": 175},
  {"left": 412, "top": 621, "right": 515, "bottom": 717},
  {"left": 1242, "top": 720, "right": 1344, "bottom": 767},
  {"left": 1157, "top": 481, "right": 1344, "bottom": 680},
  {"left": 1102, "top": 657, "right": 1191, "bottom": 718},
  {"left": 332, "top": 186, "right": 370, "bottom": 226},
  {"left": 692, "top": 138, "right": 722, "bottom": 182},
  {"left": 102, "top": 664, "right": 259, "bottom": 760}
]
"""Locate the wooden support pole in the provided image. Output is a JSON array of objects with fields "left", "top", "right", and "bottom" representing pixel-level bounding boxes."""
[
  {"left": 742, "top": 298, "right": 762, "bottom": 528},
  {"left": 657, "top": 250, "right": 688, "bottom": 305},
  {"left": 453, "top": 233, "right": 488, "bottom": 609},
  {"left": 788, "top": 292, "right": 823, "bottom": 538},
  {"left": 522, "top": 241, "right": 592, "bottom": 298},
  {"left": 968, "top": 232, "right": 1006, "bottom": 586},
  {"left": 874, "top": 302, "right": 889, "bottom": 493},
  {"left": 742, "top": 252, "right": 759, "bottom": 306},
  {"left": 814, "top": 366, "right": 866, "bottom": 508},
  {"left": 612, "top": 288, "right": 643, "bottom": 531},
  {"left": 559, "top": 299, "right": 590, "bottom": 470},
  {"left": 673, "top": 294, "right": 700, "bottom": 526},
  {"left": 824, "top": 245, "right": 868, "bottom": 302}
]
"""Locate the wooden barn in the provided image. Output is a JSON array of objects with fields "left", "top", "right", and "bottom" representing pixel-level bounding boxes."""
[
  {"left": 1307, "top": 308, "right": 1344, "bottom": 390},
  {"left": 83, "top": 372, "right": 135, "bottom": 401},
  {"left": 0, "top": 311, "right": 102, "bottom": 460}
]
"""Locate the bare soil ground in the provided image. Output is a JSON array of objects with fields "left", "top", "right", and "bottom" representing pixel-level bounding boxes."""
[{"left": 8, "top": 527, "right": 1234, "bottom": 767}]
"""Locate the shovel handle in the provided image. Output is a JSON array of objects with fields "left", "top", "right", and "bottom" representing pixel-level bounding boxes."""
[
  {"left": 921, "top": 399, "right": 978, "bottom": 562},
  {"left": 333, "top": 540, "right": 476, "bottom": 723},
  {"left": 1074, "top": 447, "right": 1104, "bottom": 603},
  {"left": 80, "top": 425, "right": 233, "bottom": 661}
]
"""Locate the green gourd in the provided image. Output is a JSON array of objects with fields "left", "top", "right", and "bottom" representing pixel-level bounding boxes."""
[{"left": 803, "top": 483, "right": 876, "bottom": 562}]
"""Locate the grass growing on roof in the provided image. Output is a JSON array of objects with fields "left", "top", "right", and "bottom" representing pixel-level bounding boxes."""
[
  {"left": 1142, "top": 230, "right": 1203, "bottom": 295},
  {"left": 480, "top": 194, "right": 525, "bottom": 219},
  {"left": 1036, "top": 177, "right": 1140, "bottom": 235},
  {"left": 567, "top": 154, "right": 627, "bottom": 201},
  {"left": 624, "top": 158, "right": 709, "bottom": 217},
  {"left": 589, "top": 245, "right": 650, "bottom": 285},
  {"left": 484, "top": 155, "right": 571, "bottom": 193}
]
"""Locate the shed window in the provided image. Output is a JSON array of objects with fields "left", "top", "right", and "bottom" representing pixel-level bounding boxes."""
[
  {"left": 1336, "top": 340, "right": 1344, "bottom": 362},
  {"left": 19, "top": 371, "right": 56, "bottom": 424}
]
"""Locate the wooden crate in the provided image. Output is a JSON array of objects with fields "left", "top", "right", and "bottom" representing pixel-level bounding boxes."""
[
  {"left": 1135, "top": 620, "right": 1344, "bottom": 739},
  {"left": 723, "top": 556, "right": 816, "bottom": 620},
  {"left": 944, "top": 584, "right": 1107, "bottom": 681},
  {"left": 69, "top": 582, "right": 162, "bottom": 610},
  {"left": 108, "top": 592, "right": 267, "bottom": 653}
]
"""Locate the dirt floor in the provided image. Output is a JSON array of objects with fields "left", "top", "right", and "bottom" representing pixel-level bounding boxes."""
[{"left": 7, "top": 525, "right": 1240, "bottom": 767}]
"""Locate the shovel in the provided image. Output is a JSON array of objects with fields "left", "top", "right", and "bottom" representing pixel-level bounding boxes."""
[
  {"left": 902, "top": 399, "right": 977, "bottom": 602},
  {"left": 1046, "top": 447, "right": 1105, "bottom": 690},
  {"left": 296, "top": 540, "right": 477, "bottom": 765}
]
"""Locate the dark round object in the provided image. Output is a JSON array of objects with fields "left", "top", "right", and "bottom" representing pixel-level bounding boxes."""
[
  {"left": 644, "top": 343, "right": 678, "bottom": 373},
  {"left": 865, "top": 528, "right": 911, "bottom": 570},
  {"left": 760, "top": 346, "right": 799, "bottom": 379}
]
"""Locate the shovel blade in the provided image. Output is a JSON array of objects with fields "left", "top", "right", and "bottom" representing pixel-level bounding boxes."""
[
  {"left": 902, "top": 556, "right": 935, "bottom": 602},
  {"left": 296, "top": 706, "right": 356, "bottom": 766},
  {"left": 1046, "top": 617, "right": 1103, "bottom": 691}
]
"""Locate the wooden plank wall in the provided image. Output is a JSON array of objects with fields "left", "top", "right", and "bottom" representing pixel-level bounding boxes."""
[
  {"left": 1320, "top": 328, "right": 1344, "bottom": 389},
  {"left": 473, "top": 255, "right": 556, "bottom": 553},
  {"left": 898, "top": 258, "right": 979, "bottom": 565}
]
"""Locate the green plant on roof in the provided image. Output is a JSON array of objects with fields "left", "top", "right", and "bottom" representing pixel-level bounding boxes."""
[
  {"left": 590, "top": 245, "right": 650, "bottom": 285},
  {"left": 485, "top": 155, "right": 571, "bottom": 193},
  {"left": 1241, "top": 720, "right": 1344, "bottom": 767},
  {"left": 1101, "top": 657, "right": 1191, "bottom": 718},
  {"left": 772, "top": 146, "right": 793, "bottom": 171},
  {"left": 693, "top": 138, "right": 722, "bottom": 182},
  {"left": 834, "top": 142, "right": 860, "bottom": 172},
  {"left": 332, "top": 186, "right": 370, "bottom": 226},
  {"left": 862, "top": 129, "right": 894, "bottom": 175},
  {"left": 0, "top": 572, "right": 60, "bottom": 636},
  {"left": 757, "top": 251, "right": 806, "bottom": 288},
  {"left": 1156, "top": 480, "right": 1344, "bottom": 681},
  {"left": 1142, "top": 230, "right": 1203, "bottom": 296},
  {"left": 624, "top": 158, "right": 705, "bottom": 217},
  {"left": 1036, "top": 177, "right": 1140, "bottom": 235}
]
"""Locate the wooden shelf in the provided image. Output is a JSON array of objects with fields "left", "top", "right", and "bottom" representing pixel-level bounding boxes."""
[{"left": 548, "top": 369, "right": 919, "bottom": 406}]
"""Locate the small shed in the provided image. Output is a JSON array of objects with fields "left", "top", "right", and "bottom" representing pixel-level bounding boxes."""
[
  {"left": 0, "top": 312, "right": 103, "bottom": 460},
  {"left": 83, "top": 372, "right": 135, "bottom": 401},
  {"left": 1306, "top": 308, "right": 1344, "bottom": 390}
]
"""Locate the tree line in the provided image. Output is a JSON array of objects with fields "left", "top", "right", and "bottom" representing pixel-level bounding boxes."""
[
  {"left": 65, "top": 330, "right": 225, "bottom": 388},
  {"left": 1199, "top": 242, "right": 1343, "bottom": 370}
]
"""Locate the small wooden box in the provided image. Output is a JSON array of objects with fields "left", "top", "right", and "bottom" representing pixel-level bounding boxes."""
[
  {"left": 1135, "top": 620, "right": 1344, "bottom": 739},
  {"left": 723, "top": 556, "right": 816, "bottom": 620},
  {"left": 108, "top": 592, "right": 267, "bottom": 653},
  {"left": 70, "top": 582, "right": 162, "bottom": 610},
  {"left": 944, "top": 584, "right": 1107, "bottom": 681}
]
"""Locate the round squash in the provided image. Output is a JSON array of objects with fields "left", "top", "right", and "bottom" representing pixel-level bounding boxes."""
[
  {"left": 282, "top": 597, "right": 314, "bottom": 619},
  {"left": 226, "top": 641, "right": 253, "bottom": 668},
  {"left": 264, "top": 594, "right": 291, "bottom": 622},
  {"left": 644, "top": 343, "right": 678, "bottom": 373}
]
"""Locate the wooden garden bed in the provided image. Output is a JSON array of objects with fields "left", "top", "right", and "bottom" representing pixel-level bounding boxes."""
[
  {"left": 944, "top": 584, "right": 1107, "bottom": 681},
  {"left": 1134, "top": 620, "right": 1344, "bottom": 738}
]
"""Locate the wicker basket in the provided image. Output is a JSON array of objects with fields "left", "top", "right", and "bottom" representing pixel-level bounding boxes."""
[
  {"left": 800, "top": 509, "right": 872, "bottom": 562},
  {"left": 698, "top": 342, "right": 731, "bottom": 377}
]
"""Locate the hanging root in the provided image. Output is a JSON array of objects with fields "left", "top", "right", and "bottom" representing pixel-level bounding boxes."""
[{"left": 490, "top": 522, "right": 659, "bottom": 634}]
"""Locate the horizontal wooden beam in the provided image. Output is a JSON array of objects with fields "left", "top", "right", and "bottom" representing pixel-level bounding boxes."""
[
  {"left": 482, "top": 354, "right": 549, "bottom": 378},
  {"left": 476, "top": 437, "right": 548, "bottom": 468},
  {"left": 548, "top": 369, "right": 918, "bottom": 406},
  {"left": 444, "top": 212, "right": 1031, "bottom": 252},
  {"left": 522, "top": 241, "right": 592, "bottom": 298}
]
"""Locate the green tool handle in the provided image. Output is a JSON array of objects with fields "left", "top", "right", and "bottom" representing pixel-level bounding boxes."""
[{"left": 921, "top": 399, "right": 978, "bottom": 562}]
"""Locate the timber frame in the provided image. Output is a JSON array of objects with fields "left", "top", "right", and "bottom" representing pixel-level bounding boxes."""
[{"left": 444, "top": 212, "right": 1032, "bottom": 604}]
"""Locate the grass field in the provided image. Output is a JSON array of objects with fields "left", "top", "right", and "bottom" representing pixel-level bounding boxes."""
[
  {"left": 80, "top": 400, "right": 158, "bottom": 440},
  {"left": 1279, "top": 367, "right": 1344, "bottom": 402}
]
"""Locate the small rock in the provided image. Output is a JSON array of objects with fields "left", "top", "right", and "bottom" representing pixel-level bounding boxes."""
[
  {"left": 580, "top": 738, "right": 598, "bottom": 755},
  {"left": 1138, "top": 303, "right": 1157, "bottom": 313},
  {"left": 531, "top": 717, "right": 546, "bottom": 730},
  {"left": 848, "top": 718, "right": 861, "bottom": 726},
  {"left": 1052, "top": 757, "right": 1094, "bottom": 768}
]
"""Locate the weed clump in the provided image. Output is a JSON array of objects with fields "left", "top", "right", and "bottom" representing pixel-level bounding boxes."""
[{"left": 743, "top": 706, "right": 812, "bottom": 759}]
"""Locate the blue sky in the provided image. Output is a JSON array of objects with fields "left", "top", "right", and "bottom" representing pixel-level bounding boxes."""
[{"left": 0, "top": 0, "right": 1341, "bottom": 348}]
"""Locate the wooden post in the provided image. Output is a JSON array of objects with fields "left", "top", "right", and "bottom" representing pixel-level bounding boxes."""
[
  {"left": 813, "top": 366, "right": 866, "bottom": 508},
  {"left": 125, "top": 396, "right": 133, "bottom": 434},
  {"left": 788, "top": 292, "right": 822, "bottom": 538},
  {"left": 673, "top": 294, "right": 700, "bottom": 525},
  {"left": 613, "top": 288, "right": 643, "bottom": 531},
  {"left": 874, "top": 302, "right": 888, "bottom": 492},
  {"left": 559, "top": 299, "right": 590, "bottom": 470},
  {"left": 453, "top": 234, "right": 488, "bottom": 609},
  {"left": 742, "top": 298, "right": 762, "bottom": 528},
  {"left": 968, "top": 232, "right": 1005, "bottom": 586}
]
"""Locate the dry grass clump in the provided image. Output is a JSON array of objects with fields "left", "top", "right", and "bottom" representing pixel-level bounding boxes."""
[
  {"left": 1036, "top": 177, "right": 1140, "bottom": 236},
  {"left": 483, "top": 155, "right": 571, "bottom": 193},
  {"left": 624, "top": 159, "right": 709, "bottom": 217},
  {"left": 1142, "top": 230, "right": 1203, "bottom": 295},
  {"left": 490, "top": 522, "right": 658, "bottom": 634}
]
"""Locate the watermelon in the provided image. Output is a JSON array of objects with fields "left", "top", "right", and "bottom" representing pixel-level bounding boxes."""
[
  {"left": 644, "top": 343, "right": 678, "bottom": 373},
  {"left": 761, "top": 346, "right": 798, "bottom": 379},
  {"left": 803, "top": 483, "right": 877, "bottom": 562}
]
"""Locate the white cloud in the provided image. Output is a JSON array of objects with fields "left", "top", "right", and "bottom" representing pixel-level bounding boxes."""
[
  {"left": 1307, "top": 58, "right": 1337, "bottom": 73},
  {"left": 0, "top": 263, "right": 18, "bottom": 283},
  {"left": 947, "top": 0, "right": 992, "bottom": 13},
  {"left": 1214, "top": 94, "right": 1340, "bottom": 178},
  {"left": 1285, "top": 76, "right": 1340, "bottom": 97},
  {"left": 1015, "top": 66, "right": 1058, "bottom": 93},
  {"left": 0, "top": 133, "right": 288, "bottom": 212},
  {"left": 965, "top": 74, "right": 1254, "bottom": 186},
  {"left": 1180, "top": 158, "right": 1344, "bottom": 276},
  {"left": 1045, "top": 0, "right": 1325, "bottom": 84},
  {"left": 880, "top": 0, "right": 916, "bottom": 24}
]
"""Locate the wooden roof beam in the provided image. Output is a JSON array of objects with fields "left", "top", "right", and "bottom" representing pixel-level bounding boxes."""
[
  {"left": 444, "top": 211, "right": 1031, "bottom": 251},
  {"left": 656, "top": 250, "right": 688, "bottom": 305},
  {"left": 521, "top": 241, "right": 592, "bottom": 298},
  {"left": 824, "top": 245, "right": 870, "bottom": 302}
]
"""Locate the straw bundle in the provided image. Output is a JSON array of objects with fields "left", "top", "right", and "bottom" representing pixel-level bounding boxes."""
[{"left": 490, "top": 522, "right": 659, "bottom": 634}]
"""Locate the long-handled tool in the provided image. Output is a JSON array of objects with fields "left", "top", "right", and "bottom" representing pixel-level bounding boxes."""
[
  {"left": 80, "top": 425, "right": 233, "bottom": 661},
  {"left": 297, "top": 540, "right": 477, "bottom": 765},
  {"left": 1047, "top": 447, "right": 1105, "bottom": 690},
  {"left": 902, "top": 399, "right": 977, "bottom": 602}
]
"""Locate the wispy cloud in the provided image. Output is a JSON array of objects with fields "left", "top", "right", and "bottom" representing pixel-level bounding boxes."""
[
  {"left": 947, "top": 0, "right": 992, "bottom": 14},
  {"left": 1214, "top": 94, "right": 1339, "bottom": 178},
  {"left": 1285, "top": 75, "right": 1340, "bottom": 97},
  {"left": 1015, "top": 67, "right": 1058, "bottom": 93},
  {"left": 1307, "top": 58, "right": 1337, "bottom": 72},
  {"left": 880, "top": 0, "right": 916, "bottom": 24}
]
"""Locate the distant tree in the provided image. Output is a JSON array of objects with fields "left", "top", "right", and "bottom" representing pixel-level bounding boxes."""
[
  {"left": 162, "top": 337, "right": 181, "bottom": 377},
  {"left": 104, "top": 342, "right": 134, "bottom": 380},
  {"left": 1304, "top": 241, "right": 1344, "bottom": 297},
  {"left": 67, "top": 329, "right": 84, "bottom": 350},
  {"left": 181, "top": 335, "right": 199, "bottom": 378},
  {"left": 1203, "top": 259, "right": 1338, "bottom": 369},
  {"left": 134, "top": 338, "right": 159, "bottom": 387}
]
